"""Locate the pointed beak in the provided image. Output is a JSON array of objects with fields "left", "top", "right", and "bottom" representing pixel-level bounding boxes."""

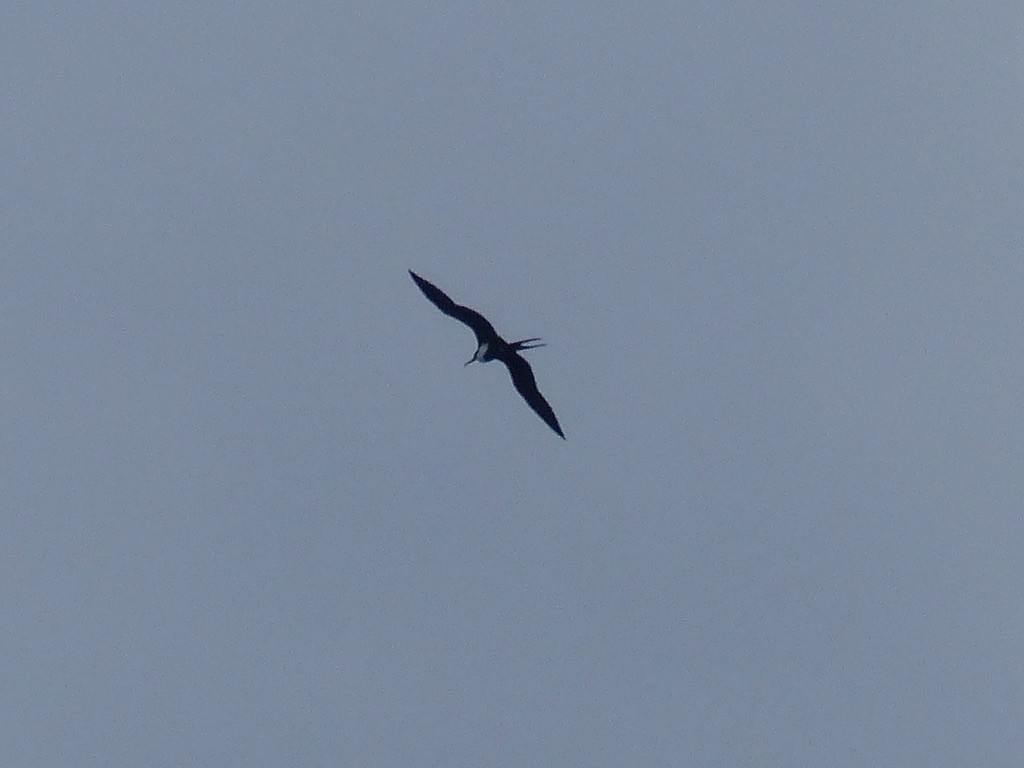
[{"left": 464, "top": 358, "right": 474, "bottom": 366}]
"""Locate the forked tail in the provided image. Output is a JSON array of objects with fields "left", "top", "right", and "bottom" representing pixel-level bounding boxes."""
[{"left": 510, "top": 337, "right": 546, "bottom": 352}]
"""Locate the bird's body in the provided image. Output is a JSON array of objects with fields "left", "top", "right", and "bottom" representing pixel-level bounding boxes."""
[{"left": 409, "top": 270, "right": 565, "bottom": 439}]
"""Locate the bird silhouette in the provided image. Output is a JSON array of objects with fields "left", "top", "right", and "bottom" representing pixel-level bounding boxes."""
[{"left": 409, "top": 270, "right": 565, "bottom": 439}]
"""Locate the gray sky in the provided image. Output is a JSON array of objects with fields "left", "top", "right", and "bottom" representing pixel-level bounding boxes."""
[{"left": 3, "top": 3, "right": 1022, "bottom": 766}]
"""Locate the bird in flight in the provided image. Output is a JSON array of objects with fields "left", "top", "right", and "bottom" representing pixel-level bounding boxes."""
[{"left": 409, "top": 270, "right": 565, "bottom": 439}]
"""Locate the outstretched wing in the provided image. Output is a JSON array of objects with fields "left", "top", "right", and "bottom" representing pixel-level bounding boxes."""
[
  {"left": 409, "top": 270, "right": 497, "bottom": 346},
  {"left": 503, "top": 353, "right": 565, "bottom": 439}
]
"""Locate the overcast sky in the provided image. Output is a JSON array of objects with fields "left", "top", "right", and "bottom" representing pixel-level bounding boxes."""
[{"left": 3, "top": 3, "right": 1023, "bottom": 766}]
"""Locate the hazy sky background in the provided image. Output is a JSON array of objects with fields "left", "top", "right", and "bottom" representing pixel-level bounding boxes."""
[{"left": 3, "top": 3, "right": 1022, "bottom": 766}]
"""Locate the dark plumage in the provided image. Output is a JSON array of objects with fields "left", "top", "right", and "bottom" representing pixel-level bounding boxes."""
[{"left": 409, "top": 270, "right": 565, "bottom": 439}]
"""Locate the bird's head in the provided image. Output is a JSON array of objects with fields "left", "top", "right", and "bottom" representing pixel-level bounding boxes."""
[{"left": 465, "top": 341, "right": 488, "bottom": 366}]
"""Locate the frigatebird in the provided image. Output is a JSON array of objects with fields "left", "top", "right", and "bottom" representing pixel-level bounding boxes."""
[{"left": 409, "top": 270, "right": 565, "bottom": 439}]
